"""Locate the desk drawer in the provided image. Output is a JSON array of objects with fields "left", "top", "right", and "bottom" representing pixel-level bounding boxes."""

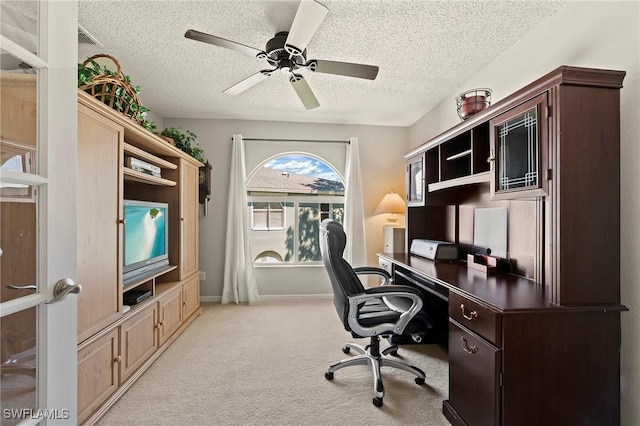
[{"left": 449, "top": 292, "right": 501, "bottom": 345}]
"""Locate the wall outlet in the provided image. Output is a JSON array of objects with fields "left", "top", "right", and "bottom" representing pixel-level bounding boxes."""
[{"left": 199, "top": 271, "right": 206, "bottom": 281}]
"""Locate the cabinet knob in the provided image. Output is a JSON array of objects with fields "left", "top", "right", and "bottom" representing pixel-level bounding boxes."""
[
  {"left": 114, "top": 355, "right": 122, "bottom": 363},
  {"left": 118, "top": 218, "right": 125, "bottom": 224},
  {"left": 460, "top": 304, "right": 478, "bottom": 321}
]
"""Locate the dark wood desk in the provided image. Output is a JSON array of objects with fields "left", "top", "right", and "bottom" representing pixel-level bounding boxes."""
[{"left": 378, "top": 252, "right": 626, "bottom": 426}]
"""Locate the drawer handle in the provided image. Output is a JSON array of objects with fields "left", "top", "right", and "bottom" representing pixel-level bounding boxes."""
[
  {"left": 460, "top": 304, "right": 478, "bottom": 321},
  {"left": 460, "top": 337, "right": 478, "bottom": 354}
]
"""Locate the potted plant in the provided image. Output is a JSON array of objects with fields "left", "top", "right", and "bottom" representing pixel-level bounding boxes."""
[{"left": 160, "top": 126, "right": 204, "bottom": 162}]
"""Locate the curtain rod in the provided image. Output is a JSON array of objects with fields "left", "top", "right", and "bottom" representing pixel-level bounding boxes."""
[{"left": 240, "top": 137, "right": 350, "bottom": 144}]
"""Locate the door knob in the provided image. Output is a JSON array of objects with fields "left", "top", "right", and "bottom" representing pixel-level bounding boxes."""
[{"left": 46, "top": 278, "right": 82, "bottom": 304}]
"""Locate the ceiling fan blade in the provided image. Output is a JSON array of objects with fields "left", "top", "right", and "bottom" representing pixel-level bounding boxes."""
[
  {"left": 289, "top": 74, "right": 320, "bottom": 110},
  {"left": 224, "top": 71, "right": 273, "bottom": 95},
  {"left": 309, "top": 60, "right": 379, "bottom": 80},
  {"left": 185, "top": 29, "right": 263, "bottom": 58},
  {"left": 285, "top": 0, "right": 329, "bottom": 56}
]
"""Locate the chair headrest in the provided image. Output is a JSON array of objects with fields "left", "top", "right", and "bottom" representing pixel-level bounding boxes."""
[{"left": 321, "top": 219, "right": 346, "bottom": 256}]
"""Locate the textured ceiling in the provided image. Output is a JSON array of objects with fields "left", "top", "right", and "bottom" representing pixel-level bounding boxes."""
[{"left": 77, "top": 0, "right": 566, "bottom": 127}]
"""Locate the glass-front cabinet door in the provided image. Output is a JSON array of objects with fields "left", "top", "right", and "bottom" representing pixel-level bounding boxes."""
[
  {"left": 406, "top": 153, "right": 425, "bottom": 207},
  {"left": 489, "top": 92, "right": 549, "bottom": 200}
]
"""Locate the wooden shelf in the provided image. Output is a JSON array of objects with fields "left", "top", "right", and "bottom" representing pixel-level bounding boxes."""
[
  {"left": 428, "top": 171, "right": 490, "bottom": 192},
  {"left": 123, "top": 167, "right": 176, "bottom": 186},
  {"left": 123, "top": 142, "right": 177, "bottom": 170},
  {"left": 122, "top": 265, "right": 177, "bottom": 291}
]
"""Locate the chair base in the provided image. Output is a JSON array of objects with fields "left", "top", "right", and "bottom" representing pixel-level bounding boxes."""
[{"left": 324, "top": 336, "right": 426, "bottom": 407}]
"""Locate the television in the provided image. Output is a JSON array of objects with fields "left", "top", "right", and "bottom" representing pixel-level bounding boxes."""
[{"left": 122, "top": 199, "right": 169, "bottom": 285}]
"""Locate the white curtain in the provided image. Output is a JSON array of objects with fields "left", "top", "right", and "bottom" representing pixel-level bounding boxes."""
[
  {"left": 343, "top": 136, "right": 367, "bottom": 266},
  {"left": 221, "top": 134, "right": 259, "bottom": 304}
]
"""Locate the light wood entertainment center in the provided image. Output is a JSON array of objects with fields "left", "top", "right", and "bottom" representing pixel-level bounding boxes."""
[{"left": 77, "top": 91, "right": 202, "bottom": 424}]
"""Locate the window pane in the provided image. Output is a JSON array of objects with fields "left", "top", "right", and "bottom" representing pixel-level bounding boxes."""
[
  {"left": 253, "top": 209, "right": 267, "bottom": 229},
  {"left": 332, "top": 204, "right": 344, "bottom": 223},
  {"left": 0, "top": 306, "right": 37, "bottom": 426},
  {"left": 298, "top": 203, "right": 321, "bottom": 262},
  {"left": 249, "top": 201, "right": 295, "bottom": 263},
  {"left": 269, "top": 210, "right": 284, "bottom": 228},
  {"left": 0, "top": 1, "right": 38, "bottom": 55}
]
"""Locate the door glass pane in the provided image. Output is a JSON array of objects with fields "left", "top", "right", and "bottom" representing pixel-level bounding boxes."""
[
  {"left": 0, "top": 1, "right": 38, "bottom": 55},
  {"left": 497, "top": 108, "right": 538, "bottom": 191},
  {"left": 1, "top": 50, "right": 39, "bottom": 176},
  {"left": 0, "top": 306, "right": 38, "bottom": 426},
  {"left": 409, "top": 159, "right": 423, "bottom": 202},
  {"left": 0, "top": 197, "right": 37, "bottom": 303}
]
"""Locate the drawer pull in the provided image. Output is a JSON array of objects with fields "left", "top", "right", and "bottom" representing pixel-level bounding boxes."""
[
  {"left": 460, "top": 304, "right": 478, "bottom": 321},
  {"left": 460, "top": 337, "right": 478, "bottom": 354}
]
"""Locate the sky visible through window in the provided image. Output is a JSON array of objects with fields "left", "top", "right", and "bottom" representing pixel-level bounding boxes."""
[{"left": 263, "top": 154, "right": 342, "bottom": 183}]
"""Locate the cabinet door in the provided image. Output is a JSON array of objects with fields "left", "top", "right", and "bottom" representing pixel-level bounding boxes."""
[
  {"left": 180, "top": 160, "right": 199, "bottom": 279},
  {"left": 489, "top": 92, "right": 549, "bottom": 200},
  {"left": 77, "top": 328, "right": 119, "bottom": 424},
  {"left": 406, "top": 153, "right": 425, "bottom": 207},
  {"left": 158, "top": 286, "right": 183, "bottom": 346},
  {"left": 182, "top": 273, "right": 200, "bottom": 320},
  {"left": 448, "top": 320, "right": 501, "bottom": 426},
  {"left": 120, "top": 303, "right": 158, "bottom": 382},
  {"left": 77, "top": 104, "right": 123, "bottom": 343}
]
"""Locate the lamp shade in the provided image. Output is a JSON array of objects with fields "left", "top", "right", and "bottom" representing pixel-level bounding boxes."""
[{"left": 374, "top": 191, "right": 406, "bottom": 215}]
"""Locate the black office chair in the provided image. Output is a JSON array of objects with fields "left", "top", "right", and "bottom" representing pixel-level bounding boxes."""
[{"left": 319, "top": 219, "right": 431, "bottom": 407}]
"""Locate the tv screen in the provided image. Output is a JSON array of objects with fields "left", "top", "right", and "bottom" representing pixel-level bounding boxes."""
[{"left": 123, "top": 199, "right": 169, "bottom": 285}]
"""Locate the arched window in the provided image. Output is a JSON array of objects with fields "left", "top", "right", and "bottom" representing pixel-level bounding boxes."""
[{"left": 247, "top": 153, "right": 344, "bottom": 264}]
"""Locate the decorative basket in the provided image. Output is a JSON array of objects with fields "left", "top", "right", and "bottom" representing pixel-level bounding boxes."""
[
  {"left": 79, "top": 54, "right": 145, "bottom": 125},
  {"left": 456, "top": 88, "right": 492, "bottom": 121}
]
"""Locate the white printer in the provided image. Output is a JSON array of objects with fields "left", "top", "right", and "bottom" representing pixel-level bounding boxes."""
[{"left": 410, "top": 239, "right": 458, "bottom": 261}]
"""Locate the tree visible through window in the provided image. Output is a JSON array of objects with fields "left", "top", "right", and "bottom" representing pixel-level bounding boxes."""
[{"left": 247, "top": 154, "right": 344, "bottom": 264}]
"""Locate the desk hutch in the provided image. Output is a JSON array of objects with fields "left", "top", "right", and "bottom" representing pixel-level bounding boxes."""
[{"left": 378, "top": 66, "right": 627, "bottom": 425}]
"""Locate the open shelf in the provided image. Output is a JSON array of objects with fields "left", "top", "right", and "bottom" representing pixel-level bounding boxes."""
[
  {"left": 123, "top": 167, "right": 177, "bottom": 186},
  {"left": 124, "top": 142, "right": 177, "bottom": 170},
  {"left": 122, "top": 265, "right": 177, "bottom": 291},
  {"left": 428, "top": 171, "right": 490, "bottom": 192}
]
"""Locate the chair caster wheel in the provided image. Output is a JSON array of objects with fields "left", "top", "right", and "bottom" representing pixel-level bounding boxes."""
[
  {"left": 373, "top": 397, "right": 383, "bottom": 407},
  {"left": 325, "top": 371, "right": 334, "bottom": 380},
  {"left": 415, "top": 377, "right": 425, "bottom": 385},
  {"left": 342, "top": 346, "right": 350, "bottom": 354}
]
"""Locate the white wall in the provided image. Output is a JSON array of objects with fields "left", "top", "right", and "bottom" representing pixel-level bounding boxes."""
[
  {"left": 162, "top": 118, "right": 409, "bottom": 298},
  {"left": 408, "top": 2, "right": 640, "bottom": 424}
]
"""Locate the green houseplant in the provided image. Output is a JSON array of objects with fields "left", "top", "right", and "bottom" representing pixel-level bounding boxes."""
[{"left": 160, "top": 126, "right": 204, "bottom": 162}]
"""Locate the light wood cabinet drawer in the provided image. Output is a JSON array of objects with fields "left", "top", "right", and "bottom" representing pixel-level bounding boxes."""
[{"left": 449, "top": 292, "right": 501, "bottom": 345}]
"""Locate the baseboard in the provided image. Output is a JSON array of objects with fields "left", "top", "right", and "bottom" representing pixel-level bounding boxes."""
[{"left": 199, "top": 294, "right": 332, "bottom": 303}]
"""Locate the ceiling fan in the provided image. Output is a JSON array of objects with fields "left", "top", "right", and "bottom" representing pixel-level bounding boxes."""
[{"left": 184, "top": 0, "right": 379, "bottom": 110}]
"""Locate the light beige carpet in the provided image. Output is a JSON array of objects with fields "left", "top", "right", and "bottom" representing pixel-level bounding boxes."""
[{"left": 96, "top": 299, "right": 450, "bottom": 426}]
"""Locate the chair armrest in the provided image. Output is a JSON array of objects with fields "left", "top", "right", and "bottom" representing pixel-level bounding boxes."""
[
  {"left": 346, "top": 285, "right": 423, "bottom": 337},
  {"left": 353, "top": 266, "right": 391, "bottom": 286}
]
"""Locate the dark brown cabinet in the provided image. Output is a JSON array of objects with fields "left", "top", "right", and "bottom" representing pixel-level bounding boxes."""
[
  {"left": 406, "top": 153, "right": 426, "bottom": 206},
  {"left": 393, "top": 66, "right": 627, "bottom": 426},
  {"left": 448, "top": 320, "right": 500, "bottom": 426},
  {"left": 489, "top": 92, "right": 549, "bottom": 200}
]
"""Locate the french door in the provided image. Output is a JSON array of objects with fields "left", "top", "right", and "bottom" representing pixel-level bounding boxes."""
[{"left": 1, "top": 1, "right": 79, "bottom": 424}]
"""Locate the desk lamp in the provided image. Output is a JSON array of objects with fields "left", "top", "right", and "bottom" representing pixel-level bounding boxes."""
[{"left": 374, "top": 190, "right": 405, "bottom": 224}]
